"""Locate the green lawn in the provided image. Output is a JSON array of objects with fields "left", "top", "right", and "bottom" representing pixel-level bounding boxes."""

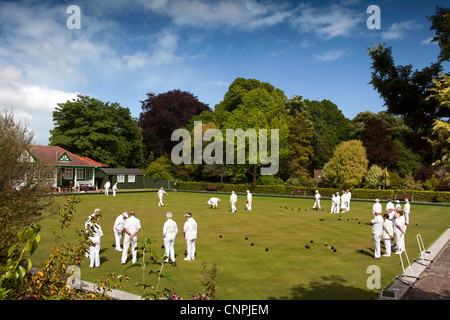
[{"left": 31, "top": 190, "right": 450, "bottom": 300}]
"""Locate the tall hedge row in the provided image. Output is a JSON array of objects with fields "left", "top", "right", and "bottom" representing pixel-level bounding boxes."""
[{"left": 175, "top": 182, "right": 450, "bottom": 203}]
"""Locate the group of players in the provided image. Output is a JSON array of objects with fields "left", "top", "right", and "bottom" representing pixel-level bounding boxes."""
[{"left": 84, "top": 187, "right": 411, "bottom": 268}]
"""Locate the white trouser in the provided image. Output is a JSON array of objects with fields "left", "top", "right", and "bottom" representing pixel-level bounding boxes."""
[
  {"left": 372, "top": 233, "right": 382, "bottom": 258},
  {"left": 89, "top": 241, "right": 101, "bottom": 267},
  {"left": 186, "top": 239, "right": 196, "bottom": 260},
  {"left": 383, "top": 238, "right": 391, "bottom": 256},
  {"left": 231, "top": 201, "right": 237, "bottom": 212},
  {"left": 394, "top": 231, "right": 405, "bottom": 251},
  {"left": 113, "top": 189, "right": 116, "bottom": 196},
  {"left": 158, "top": 197, "right": 164, "bottom": 207},
  {"left": 105, "top": 188, "right": 109, "bottom": 195},
  {"left": 121, "top": 235, "right": 138, "bottom": 263},
  {"left": 313, "top": 200, "right": 321, "bottom": 209},
  {"left": 164, "top": 235, "right": 176, "bottom": 262},
  {"left": 246, "top": 200, "right": 252, "bottom": 211},
  {"left": 114, "top": 229, "right": 123, "bottom": 251}
]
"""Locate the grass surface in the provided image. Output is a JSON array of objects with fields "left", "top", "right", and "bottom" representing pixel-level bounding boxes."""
[{"left": 31, "top": 190, "right": 450, "bottom": 300}]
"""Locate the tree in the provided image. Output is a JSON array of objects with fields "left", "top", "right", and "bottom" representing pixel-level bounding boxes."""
[
  {"left": 391, "top": 140, "right": 420, "bottom": 177},
  {"left": 222, "top": 87, "right": 290, "bottom": 184},
  {"left": 367, "top": 43, "right": 447, "bottom": 130},
  {"left": 215, "top": 77, "right": 286, "bottom": 113},
  {"left": 428, "top": 6, "right": 450, "bottom": 63},
  {"left": 283, "top": 112, "right": 314, "bottom": 180},
  {"left": 322, "top": 140, "right": 369, "bottom": 189},
  {"left": 364, "top": 165, "right": 383, "bottom": 189},
  {"left": 50, "top": 95, "right": 144, "bottom": 168},
  {"left": 302, "top": 99, "right": 350, "bottom": 170},
  {"left": 360, "top": 117, "right": 397, "bottom": 168},
  {"left": 143, "top": 155, "right": 175, "bottom": 180},
  {"left": 139, "top": 89, "right": 209, "bottom": 157},
  {"left": 425, "top": 74, "right": 450, "bottom": 182},
  {"left": 0, "top": 110, "right": 54, "bottom": 263}
]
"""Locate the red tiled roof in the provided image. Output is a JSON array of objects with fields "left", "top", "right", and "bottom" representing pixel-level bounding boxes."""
[
  {"left": 79, "top": 157, "right": 108, "bottom": 167},
  {"left": 27, "top": 145, "right": 105, "bottom": 167}
]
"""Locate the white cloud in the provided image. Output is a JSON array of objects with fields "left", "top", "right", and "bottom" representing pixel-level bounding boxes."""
[
  {"left": 0, "top": 66, "right": 78, "bottom": 144},
  {"left": 137, "top": 0, "right": 293, "bottom": 30},
  {"left": 291, "top": 3, "right": 364, "bottom": 40},
  {"left": 314, "top": 49, "right": 346, "bottom": 62},
  {"left": 381, "top": 20, "right": 422, "bottom": 41}
]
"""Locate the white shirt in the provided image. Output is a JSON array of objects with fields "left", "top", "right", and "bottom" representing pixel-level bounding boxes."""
[
  {"left": 184, "top": 217, "right": 197, "bottom": 240},
  {"left": 315, "top": 192, "right": 321, "bottom": 200},
  {"left": 208, "top": 197, "right": 220, "bottom": 205},
  {"left": 113, "top": 184, "right": 118, "bottom": 190},
  {"left": 124, "top": 216, "right": 141, "bottom": 235},
  {"left": 114, "top": 215, "right": 126, "bottom": 232},
  {"left": 394, "top": 215, "right": 405, "bottom": 234},
  {"left": 163, "top": 219, "right": 178, "bottom": 238},
  {"left": 230, "top": 193, "right": 237, "bottom": 203},
  {"left": 104, "top": 181, "right": 110, "bottom": 189},
  {"left": 247, "top": 192, "right": 252, "bottom": 202},
  {"left": 158, "top": 189, "right": 167, "bottom": 198},
  {"left": 371, "top": 214, "right": 384, "bottom": 236},
  {"left": 383, "top": 219, "right": 394, "bottom": 239},
  {"left": 372, "top": 202, "right": 382, "bottom": 214}
]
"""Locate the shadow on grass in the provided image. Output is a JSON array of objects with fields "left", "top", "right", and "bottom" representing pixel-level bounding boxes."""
[{"left": 268, "top": 275, "right": 375, "bottom": 300}]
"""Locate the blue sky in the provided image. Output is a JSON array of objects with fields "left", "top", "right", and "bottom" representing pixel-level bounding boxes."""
[{"left": 0, "top": 0, "right": 448, "bottom": 144}]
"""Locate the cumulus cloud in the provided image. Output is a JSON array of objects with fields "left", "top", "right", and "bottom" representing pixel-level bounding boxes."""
[
  {"left": 314, "top": 49, "right": 346, "bottom": 62},
  {"left": 0, "top": 66, "right": 78, "bottom": 144},
  {"left": 381, "top": 20, "right": 422, "bottom": 41},
  {"left": 291, "top": 3, "right": 364, "bottom": 40}
]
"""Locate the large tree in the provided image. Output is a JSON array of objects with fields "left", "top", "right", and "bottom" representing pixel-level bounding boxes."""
[
  {"left": 302, "top": 99, "right": 350, "bottom": 170},
  {"left": 361, "top": 117, "right": 397, "bottom": 169},
  {"left": 0, "top": 110, "right": 54, "bottom": 263},
  {"left": 50, "top": 95, "right": 144, "bottom": 168},
  {"left": 322, "top": 140, "right": 369, "bottom": 189},
  {"left": 139, "top": 89, "right": 209, "bottom": 157},
  {"left": 428, "top": 6, "right": 450, "bottom": 63}
]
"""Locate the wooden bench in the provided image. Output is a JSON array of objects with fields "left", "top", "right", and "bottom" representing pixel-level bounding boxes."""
[
  {"left": 206, "top": 186, "right": 218, "bottom": 192},
  {"left": 291, "top": 189, "right": 306, "bottom": 196},
  {"left": 79, "top": 184, "right": 91, "bottom": 192},
  {"left": 395, "top": 194, "right": 414, "bottom": 202}
]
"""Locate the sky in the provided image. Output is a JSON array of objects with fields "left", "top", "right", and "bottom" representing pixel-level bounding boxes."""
[{"left": 0, "top": 0, "right": 449, "bottom": 145}]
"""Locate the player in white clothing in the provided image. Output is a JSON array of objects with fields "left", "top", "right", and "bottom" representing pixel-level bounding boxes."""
[
  {"left": 163, "top": 212, "right": 178, "bottom": 266},
  {"left": 246, "top": 190, "right": 252, "bottom": 211},
  {"left": 207, "top": 197, "right": 220, "bottom": 209},
  {"left": 183, "top": 212, "right": 197, "bottom": 261},
  {"left": 313, "top": 190, "right": 321, "bottom": 210},
  {"left": 157, "top": 187, "right": 168, "bottom": 207},
  {"left": 230, "top": 191, "right": 237, "bottom": 213},
  {"left": 121, "top": 211, "right": 141, "bottom": 264},
  {"left": 113, "top": 211, "right": 128, "bottom": 251}
]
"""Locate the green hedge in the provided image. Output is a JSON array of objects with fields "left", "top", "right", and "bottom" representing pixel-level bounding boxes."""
[{"left": 175, "top": 182, "right": 450, "bottom": 203}]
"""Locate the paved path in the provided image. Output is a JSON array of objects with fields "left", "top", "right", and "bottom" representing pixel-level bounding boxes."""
[
  {"left": 379, "top": 227, "right": 450, "bottom": 300},
  {"left": 403, "top": 240, "right": 450, "bottom": 300}
]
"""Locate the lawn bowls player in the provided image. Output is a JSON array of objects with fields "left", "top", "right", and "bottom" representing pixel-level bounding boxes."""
[
  {"left": 85, "top": 209, "right": 103, "bottom": 268},
  {"left": 313, "top": 190, "right": 321, "bottom": 210},
  {"left": 246, "top": 190, "right": 252, "bottom": 211},
  {"left": 113, "top": 211, "right": 128, "bottom": 251},
  {"left": 163, "top": 212, "right": 178, "bottom": 266},
  {"left": 183, "top": 212, "right": 197, "bottom": 261},
  {"left": 157, "top": 187, "right": 168, "bottom": 207},
  {"left": 230, "top": 191, "right": 237, "bottom": 213},
  {"left": 121, "top": 210, "right": 141, "bottom": 264},
  {"left": 207, "top": 197, "right": 220, "bottom": 209},
  {"left": 369, "top": 211, "right": 383, "bottom": 259}
]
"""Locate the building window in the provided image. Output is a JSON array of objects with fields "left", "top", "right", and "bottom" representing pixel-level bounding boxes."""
[
  {"left": 128, "top": 175, "right": 135, "bottom": 183},
  {"left": 117, "top": 174, "right": 125, "bottom": 183},
  {"left": 86, "top": 169, "right": 94, "bottom": 180},
  {"left": 76, "top": 168, "right": 84, "bottom": 180},
  {"left": 64, "top": 168, "right": 73, "bottom": 180}
]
